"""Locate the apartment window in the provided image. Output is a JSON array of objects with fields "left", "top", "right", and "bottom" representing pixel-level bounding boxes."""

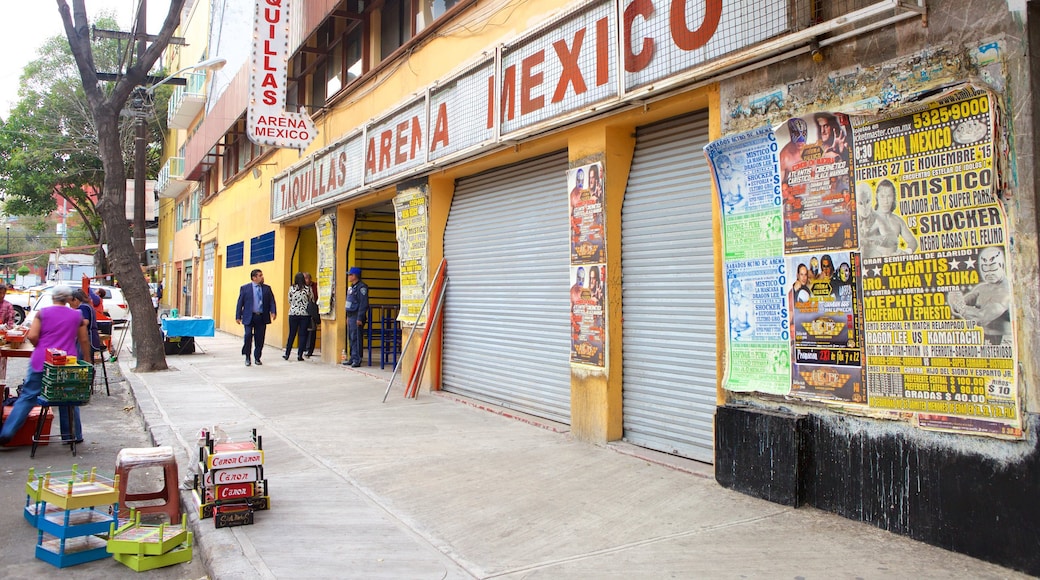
[
  {"left": 416, "top": 0, "right": 458, "bottom": 32},
  {"left": 310, "top": 61, "right": 327, "bottom": 109},
  {"left": 346, "top": 26, "right": 364, "bottom": 82},
  {"left": 326, "top": 43, "right": 344, "bottom": 96},
  {"left": 380, "top": 0, "right": 412, "bottom": 59},
  {"left": 175, "top": 202, "right": 184, "bottom": 231}
]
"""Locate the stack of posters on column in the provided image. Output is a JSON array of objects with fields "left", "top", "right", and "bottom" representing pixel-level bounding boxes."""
[
  {"left": 706, "top": 84, "right": 1021, "bottom": 438},
  {"left": 192, "top": 429, "right": 270, "bottom": 528},
  {"left": 568, "top": 162, "right": 607, "bottom": 367}
]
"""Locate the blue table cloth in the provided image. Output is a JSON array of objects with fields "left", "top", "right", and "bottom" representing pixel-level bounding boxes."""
[{"left": 161, "top": 317, "right": 215, "bottom": 337}]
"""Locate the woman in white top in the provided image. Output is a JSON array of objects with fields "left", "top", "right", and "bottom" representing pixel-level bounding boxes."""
[{"left": 283, "top": 272, "right": 311, "bottom": 361}]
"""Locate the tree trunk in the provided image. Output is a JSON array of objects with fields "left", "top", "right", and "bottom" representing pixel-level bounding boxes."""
[{"left": 95, "top": 107, "right": 167, "bottom": 372}]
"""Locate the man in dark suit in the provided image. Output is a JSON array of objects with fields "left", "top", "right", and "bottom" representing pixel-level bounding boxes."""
[{"left": 236, "top": 269, "right": 277, "bottom": 366}]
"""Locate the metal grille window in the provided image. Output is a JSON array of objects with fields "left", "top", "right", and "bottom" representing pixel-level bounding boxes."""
[
  {"left": 226, "top": 242, "right": 244, "bottom": 269},
  {"left": 250, "top": 231, "right": 276, "bottom": 264}
]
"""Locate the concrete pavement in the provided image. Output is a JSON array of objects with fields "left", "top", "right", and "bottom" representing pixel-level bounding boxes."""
[{"left": 122, "top": 330, "right": 1028, "bottom": 579}]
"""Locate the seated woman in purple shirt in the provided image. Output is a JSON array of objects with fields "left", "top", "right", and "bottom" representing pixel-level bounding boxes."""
[{"left": 0, "top": 286, "right": 90, "bottom": 446}]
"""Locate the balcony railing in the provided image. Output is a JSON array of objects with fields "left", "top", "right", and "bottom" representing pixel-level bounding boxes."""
[
  {"left": 167, "top": 71, "right": 208, "bottom": 130},
  {"left": 157, "top": 157, "right": 191, "bottom": 199}
]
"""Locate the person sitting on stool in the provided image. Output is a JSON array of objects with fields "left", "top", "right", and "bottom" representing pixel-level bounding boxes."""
[
  {"left": 344, "top": 267, "right": 368, "bottom": 367},
  {"left": 0, "top": 286, "right": 90, "bottom": 446}
]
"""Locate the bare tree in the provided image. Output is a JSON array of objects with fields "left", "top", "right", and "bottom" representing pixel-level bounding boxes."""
[{"left": 58, "top": 0, "right": 185, "bottom": 371}]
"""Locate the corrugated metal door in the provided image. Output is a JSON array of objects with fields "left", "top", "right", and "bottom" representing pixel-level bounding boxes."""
[
  {"left": 442, "top": 152, "right": 572, "bottom": 424},
  {"left": 621, "top": 112, "right": 718, "bottom": 462}
]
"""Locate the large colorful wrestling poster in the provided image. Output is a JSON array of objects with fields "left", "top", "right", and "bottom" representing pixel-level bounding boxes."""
[
  {"left": 568, "top": 162, "right": 606, "bottom": 265},
  {"left": 855, "top": 88, "right": 1020, "bottom": 435},
  {"left": 777, "top": 112, "right": 857, "bottom": 254},
  {"left": 570, "top": 264, "right": 606, "bottom": 366},
  {"left": 707, "top": 87, "right": 1020, "bottom": 438},
  {"left": 788, "top": 251, "right": 865, "bottom": 403}
]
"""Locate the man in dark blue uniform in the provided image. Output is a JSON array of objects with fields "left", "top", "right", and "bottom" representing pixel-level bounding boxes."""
[{"left": 344, "top": 266, "right": 369, "bottom": 367}]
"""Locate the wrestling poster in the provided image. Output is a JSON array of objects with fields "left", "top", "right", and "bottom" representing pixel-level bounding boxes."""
[
  {"left": 315, "top": 213, "right": 336, "bottom": 316},
  {"left": 777, "top": 112, "right": 857, "bottom": 254},
  {"left": 568, "top": 162, "right": 606, "bottom": 265},
  {"left": 705, "top": 126, "right": 785, "bottom": 260},
  {"left": 854, "top": 88, "right": 1020, "bottom": 435},
  {"left": 723, "top": 258, "right": 791, "bottom": 394},
  {"left": 394, "top": 183, "right": 430, "bottom": 324},
  {"left": 570, "top": 264, "right": 606, "bottom": 366},
  {"left": 787, "top": 251, "right": 866, "bottom": 403}
]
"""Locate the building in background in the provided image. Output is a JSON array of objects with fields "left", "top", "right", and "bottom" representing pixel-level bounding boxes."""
[{"left": 156, "top": 1, "right": 1040, "bottom": 574}]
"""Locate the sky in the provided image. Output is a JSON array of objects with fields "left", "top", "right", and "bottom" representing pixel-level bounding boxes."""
[{"left": 0, "top": 1, "right": 171, "bottom": 119}]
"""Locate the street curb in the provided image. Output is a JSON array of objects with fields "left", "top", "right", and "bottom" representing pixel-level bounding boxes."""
[{"left": 118, "top": 357, "right": 257, "bottom": 580}]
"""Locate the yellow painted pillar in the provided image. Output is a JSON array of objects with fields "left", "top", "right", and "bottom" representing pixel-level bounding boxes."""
[{"left": 569, "top": 123, "right": 636, "bottom": 443}]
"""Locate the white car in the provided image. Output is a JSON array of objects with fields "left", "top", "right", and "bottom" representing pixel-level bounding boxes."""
[{"left": 24, "top": 285, "right": 129, "bottom": 326}]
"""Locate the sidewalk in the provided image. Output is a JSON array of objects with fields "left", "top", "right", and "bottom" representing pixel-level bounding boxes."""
[{"left": 123, "top": 331, "right": 1027, "bottom": 579}]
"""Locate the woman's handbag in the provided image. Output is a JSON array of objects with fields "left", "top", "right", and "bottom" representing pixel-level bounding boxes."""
[{"left": 306, "top": 300, "right": 320, "bottom": 325}]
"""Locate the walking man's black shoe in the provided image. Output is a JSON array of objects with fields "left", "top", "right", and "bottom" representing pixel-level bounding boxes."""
[
  {"left": 282, "top": 354, "right": 290, "bottom": 360},
  {"left": 255, "top": 359, "right": 263, "bottom": 366},
  {"left": 245, "top": 358, "right": 252, "bottom": 367},
  {"left": 351, "top": 361, "right": 361, "bottom": 368}
]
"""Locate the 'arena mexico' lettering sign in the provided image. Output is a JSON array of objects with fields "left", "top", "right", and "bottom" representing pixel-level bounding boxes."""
[
  {"left": 272, "top": 0, "right": 788, "bottom": 219},
  {"left": 248, "top": 0, "right": 316, "bottom": 149}
]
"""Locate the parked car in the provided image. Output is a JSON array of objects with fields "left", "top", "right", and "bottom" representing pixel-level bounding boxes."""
[
  {"left": 24, "top": 285, "right": 129, "bottom": 327},
  {"left": 5, "top": 288, "right": 31, "bottom": 325}
]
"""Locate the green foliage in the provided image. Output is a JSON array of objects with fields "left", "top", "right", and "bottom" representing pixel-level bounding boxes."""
[{"left": 0, "top": 12, "right": 170, "bottom": 241}]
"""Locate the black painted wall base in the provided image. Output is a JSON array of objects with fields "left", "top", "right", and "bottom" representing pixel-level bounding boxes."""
[
  {"left": 715, "top": 405, "right": 807, "bottom": 506},
  {"left": 716, "top": 405, "right": 1040, "bottom": 576}
]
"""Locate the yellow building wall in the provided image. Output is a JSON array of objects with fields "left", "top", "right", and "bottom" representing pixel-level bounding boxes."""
[{"left": 198, "top": 0, "right": 726, "bottom": 443}]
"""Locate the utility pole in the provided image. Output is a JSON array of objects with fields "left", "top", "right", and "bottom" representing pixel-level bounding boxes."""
[{"left": 133, "top": 1, "right": 148, "bottom": 264}]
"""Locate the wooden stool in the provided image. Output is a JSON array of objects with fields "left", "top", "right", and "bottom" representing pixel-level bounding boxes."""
[{"left": 115, "top": 446, "right": 180, "bottom": 523}]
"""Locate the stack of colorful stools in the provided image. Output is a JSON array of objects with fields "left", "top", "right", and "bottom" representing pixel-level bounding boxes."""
[
  {"left": 24, "top": 466, "right": 119, "bottom": 568},
  {"left": 192, "top": 428, "right": 270, "bottom": 528},
  {"left": 106, "top": 509, "right": 193, "bottom": 571}
]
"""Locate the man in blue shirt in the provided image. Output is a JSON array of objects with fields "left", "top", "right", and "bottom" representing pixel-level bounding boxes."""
[{"left": 235, "top": 269, "right": 277, "bottom": 366}]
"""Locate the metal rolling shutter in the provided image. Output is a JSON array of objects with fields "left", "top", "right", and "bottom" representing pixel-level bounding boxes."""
[
  {"left": 442, "top": 152, "right": 572, "bottom": 424},
  {"left": 621, "top": 112, "right": 718, "bottom": 462}
]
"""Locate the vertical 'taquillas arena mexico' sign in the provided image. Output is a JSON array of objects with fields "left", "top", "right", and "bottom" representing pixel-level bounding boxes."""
[{"left": 247, "top": 0, "right": 316, "bottom": 150}]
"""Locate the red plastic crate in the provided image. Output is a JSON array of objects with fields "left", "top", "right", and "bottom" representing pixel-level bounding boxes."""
[{"left": 1, "top": 405, "right": 53, "bottom": 447}]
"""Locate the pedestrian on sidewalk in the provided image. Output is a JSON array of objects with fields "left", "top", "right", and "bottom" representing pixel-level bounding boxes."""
[
  {"left": 0, "top": 286, "right": 90, "bottom": 446},
  {"left": 304, "top": 272, "right": 319, "bottom": 357},
  {"left": 283, "top": 272, "right": 310, "bottom": 361},
  {"left": 344, "top": 266, "right": 368, "bottom": 367},
  {"left": 235, "top": 269, "right": 277, "bottom": 366}
]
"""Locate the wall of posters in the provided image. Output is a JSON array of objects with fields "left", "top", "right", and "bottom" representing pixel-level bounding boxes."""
[
  {"left": 706, "top": 86, "right": 1021, "bottom": 438},
  {"left": 394, "top": 183, "right": 430, "bottom": 324},
  {"left": 315, "top": 213, "right": 336, "bottom": 316},
  {"left": 568, "top": 163, "right": 606, "bottom": 367}
]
